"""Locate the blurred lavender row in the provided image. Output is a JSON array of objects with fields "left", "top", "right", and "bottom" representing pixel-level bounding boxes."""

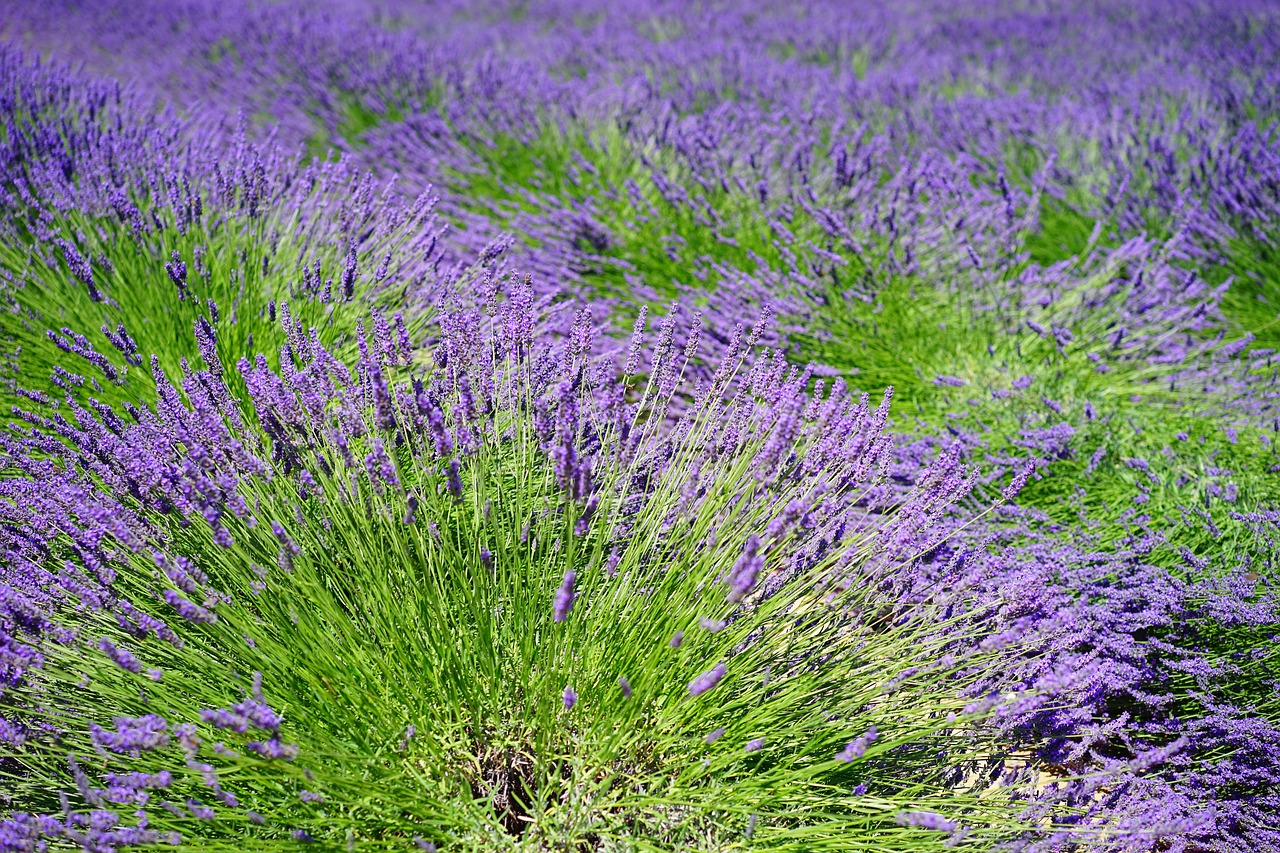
[{"left": 7, "top": 1, "right": 1280, "bottom": 355}]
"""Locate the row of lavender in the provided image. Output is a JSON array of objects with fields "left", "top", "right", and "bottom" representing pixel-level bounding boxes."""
[
  {"left": 10, "top": 0, "right": 1280, "bottom": 329},
  {"left": 1, "top": 1, "right": 1278, "bottom": 850}
]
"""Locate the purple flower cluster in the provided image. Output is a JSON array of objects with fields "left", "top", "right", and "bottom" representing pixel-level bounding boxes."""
[
  {"left": 89, "top": 716, "right": 170, "bottom": 756},
  {"left": 687, "top": 664, "right": 727, "bottom": 698}
]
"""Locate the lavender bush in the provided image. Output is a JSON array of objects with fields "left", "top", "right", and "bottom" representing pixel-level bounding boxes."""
[
  {"left": 3, "top": 285, "right": 1108, "bottom": 849},
  {"left": 2, "top": 1, "right": 1278, "bottom": 850}
]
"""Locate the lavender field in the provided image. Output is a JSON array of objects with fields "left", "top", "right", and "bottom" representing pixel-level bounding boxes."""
[{"left": 0, "top": 1, "right": 1278, "bottom": 850}]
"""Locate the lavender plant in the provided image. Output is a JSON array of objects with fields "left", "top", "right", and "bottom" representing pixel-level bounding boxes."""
[{"left": 1, "top": 285, "right": 1127, "bottom": 850}]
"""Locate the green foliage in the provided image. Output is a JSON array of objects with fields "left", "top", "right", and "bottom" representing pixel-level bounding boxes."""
[
  {"left": 1023, "top": 197, "right": 1102, "bottom": 268},
  {"left": 444, "top": 121, "right": 893, "bottom": 321},
  {"left": 1220, "top": 233, "right": 1280, "bottom": 352},
  {"left": 306, "top": 94, "right": 413, "bottom": 161},
  {"left": 206, "top": 36, "right": 238, "bottom": 67}
]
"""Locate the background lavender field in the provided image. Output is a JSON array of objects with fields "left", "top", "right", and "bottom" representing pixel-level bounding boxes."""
[{"left": 0, "top": 1, "right": 1277, "bottom": 850}]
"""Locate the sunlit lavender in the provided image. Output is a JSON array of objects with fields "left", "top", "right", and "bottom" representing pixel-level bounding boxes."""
[{"left": 1, "top": 2, "right": 1277, "bottom": 851}]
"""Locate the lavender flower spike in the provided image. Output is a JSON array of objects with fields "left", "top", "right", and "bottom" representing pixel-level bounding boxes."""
[
  {"left": 835, "top": 725, "right": 878, "bottom": 762},
  {"left": 553, "top": 569, "right": 576, "bottom": 622},
  {"left": 688, "top": 663, "right": 727, "bottom": 697},
  {"left": 726, "top": 535, "right": 764, "bottom": 603},
  {"left": 895, "top": 811, "right": 958, "bottom": 833}
]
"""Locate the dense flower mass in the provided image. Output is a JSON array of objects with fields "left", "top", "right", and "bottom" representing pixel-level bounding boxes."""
[{"left": 1, "top": 1, "right": 1278, "bottom": 851}]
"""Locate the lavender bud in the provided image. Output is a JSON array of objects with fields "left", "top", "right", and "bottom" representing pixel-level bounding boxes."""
[
  {"left": 688, "top": 663, "right": 726, "bottom": 697},
  {"left": 166, "top": 250, "right": 188, "bottom": 299},
  {"left": 553, "top": 569, "right": 576, "bottom": 622}
]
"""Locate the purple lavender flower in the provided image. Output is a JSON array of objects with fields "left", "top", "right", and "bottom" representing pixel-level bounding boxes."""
[
  {"left": 895, "top": 811, "right": 957, "bottom": 833},
  {"left": 194, "top": 316, "right": 221, "bottom": 376},
  {"left": 247, "top": 738, "right": 299, "bottom": 761},
  {"left": 163, "top": 590, "right": 216, "bottom": 624},
  {"left": 365, "top": 440, "right": 399, "bottom": 489},
  {"left": 97, "top": 638, "right": 143, "bottom": 674},
  {"left": 60, "top": 240, "right": 100, "bottom": 301},
  {"left": 688, "top": 663, "right": 726, "bottom": 697},
  {"left": 340, "top": 244, "right": 358, "bottom": 301},
  {"left": 726, "top": 535, "right": 763, "bottom": 603},
  {"left": 187, "top": 799, "right": 216, "bottom": 821},
  {"left": 624, "top": 307, "right": 647, "bottom": 375},
  {"left": 553, "top": 569, "right": 576, "bottom": 622},
  {"left": 101, "top": 322, "right": 142, "bottom": 367},
  {"left": 0, "top": 717, "right": 27, "bottom": 747},
  {"left": 89, "top": 715, "right": 169, "bottom": 755},
  {"left": 393, "top": 312, "right": 412, "bottom": 363},
  {"left": 1002, "top": 464, "right": 1032, "bottom": 502},
  {"left": 370, "top": 366, "right": 396, "bottom": 431},
  {"left": 165, "top": 250, "right": 188, "bottom": 299},
  {"left": 835, "top": 725, "right": 877, "bottom": 762},
  {"left": 445, "top": 459, "right": 463, "bottom": 500}
]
